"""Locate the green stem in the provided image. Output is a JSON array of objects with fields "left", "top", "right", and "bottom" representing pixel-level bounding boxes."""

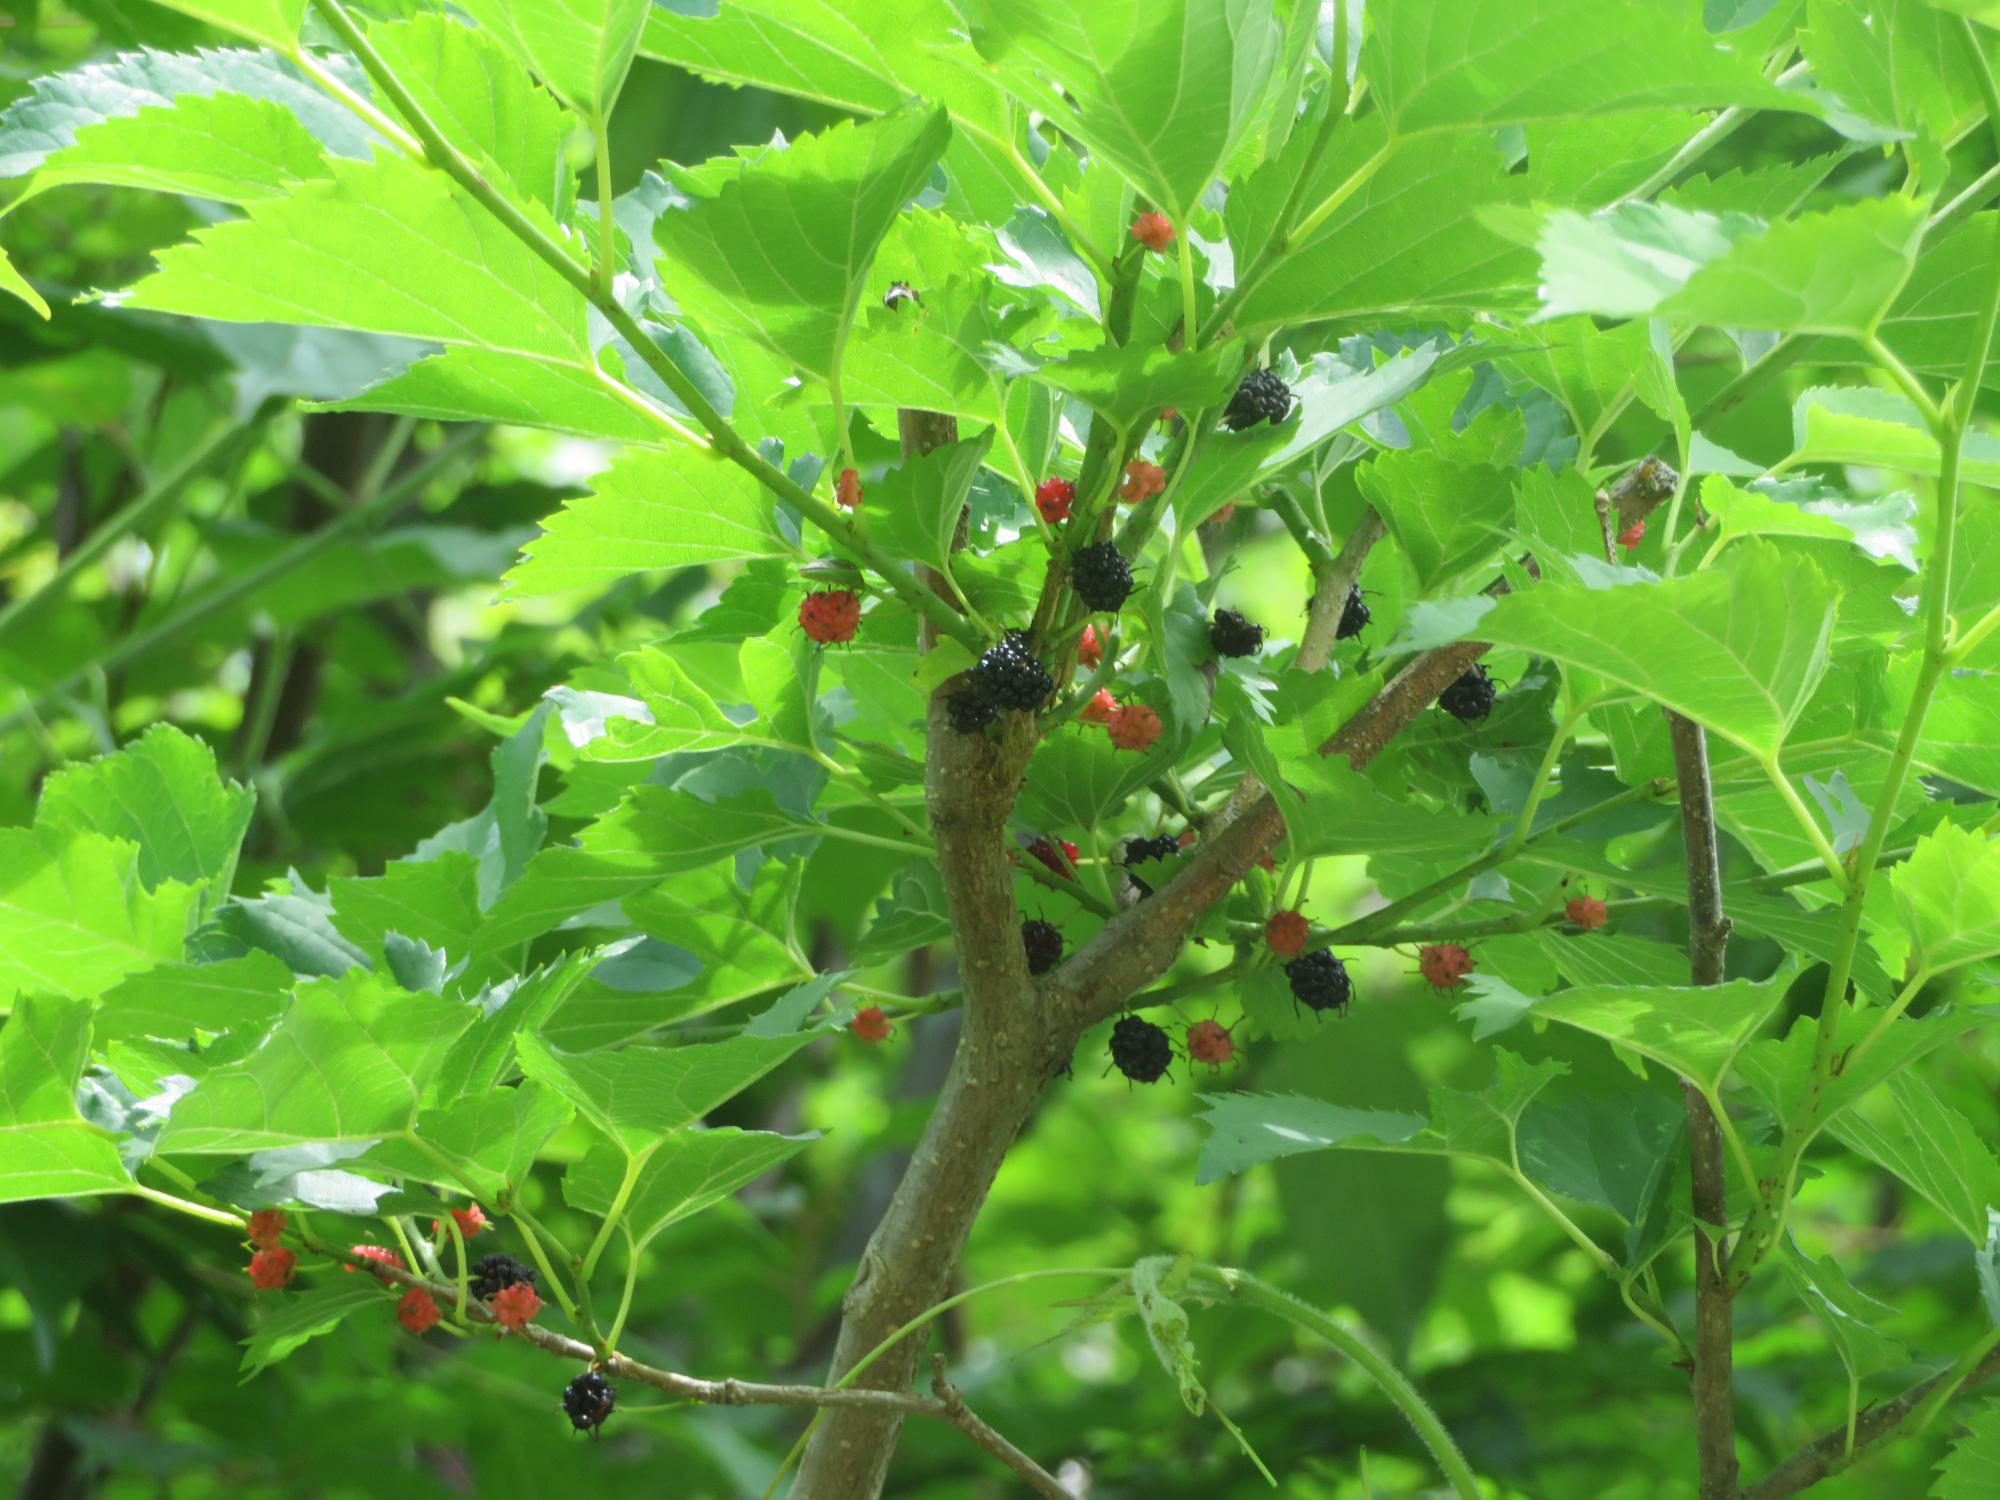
[
  {"left": 1201, "top": 1267, "right": 1481, "bottom": 1500},
  {"left": 507, "top": 1204, "right": 584, "bottom": 1327},
  {"left": 605, "top": 1226, "right": 641, "bottom": 1350},
  {"left": 307, "top": 0, "right": 983, "bottom": 658},
  {"left": 592, "top": 113, "right": 617, "bottom": 298},
  {"left": 0, "top": 416, "right": 254, "bottom": 645},
  {"left": 580, "top": 1151, "right": 644, "bottom": 1282},
  {"left": 1758, "top": 757, "right": 1851, "bottom": 890},
  {"left": 442, "top": 1211, "right": 470, "bottom": 1321},
  {"left": 1175, "top": 230, "right": 1200, "bottom": 351},
  {"left": 130, "top": 1183, "right": 245, "bottom": 1231},
  {"left": 1503, "top": 705, "right": 1577, "bottom": 856}
]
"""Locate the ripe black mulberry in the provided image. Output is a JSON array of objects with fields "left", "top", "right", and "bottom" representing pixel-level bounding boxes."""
[
  {"left": 1439, "top": 664, "right": 1496, "bottom": 722},
  {"left": 1223, "top": 367, "right": 1294, "bottom": 431},
  {"left": 470, "top": 1254, "right": 536, "bottom": 1301},
  {"left": 946, "top": 685, "right": 1000, "bottom": 734},
  {"left": 1022, "top": 918, "right": 1064, "bottom": 975},
  {"left": 562, "top": 1370, "right": 617, "bottom": 1434},
  {"left": 1072, "top": 541, "right": 1134, "bottom": 613},
  {"left": 973, "top": 631, "right": 1054, "bottom": 712},
  {"left": 1285, "top": 949, "right": 1351, "bottom": 1015},
  {"left": 1124, "top": 833, "right": 1179, "bottom": 865},
  {"left": 1108, "top": 1015, "right": 1173, "bottom": 1083},
  {"left": 1209, "top": 608, "right": 1264, "bottom": 658}
]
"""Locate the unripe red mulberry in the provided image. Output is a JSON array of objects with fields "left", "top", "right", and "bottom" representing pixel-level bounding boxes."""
[
  {"left": 248, "top": 1247, "right": 296, "bottom": 1290},
  {"left": 1027, "top": 837, "right": 1081, "bottom": 879},
  {"left": 799, "top": 589, "right": 861, "bottom": 645},
  {"left": 851, "top": 1005, "right": 892, "bottom": 1042},
  {"left": 1618, "top": 520, "right": 1645, "bottom": 549},
  {"left": 345, "top": 1245, "right": 404, "bottom": 1283},
  {"left": 1080, "top": 688, "right": 1117, "bottom": 724},
  {"left": 1566, "top": 895, "right": 1608, "bottom": 930},
  {"left": 1265, "top": 909, "right": 1309, "bottom": 958},
  {"left": 491, "top": 1282, "right": 541, "bottom": 1331},
  {"left": 1077, "top": 622, "right": 1103, "bottom": 668},
  {"left": 398, "top": 1288, "right": 442, "bottom": 1334},
  {"left": 1035, "top": 477, "right": 1075, "bottom": 524},
  {"left": 1119, "top": 459, "right": 1166, "bottom": 505},
  {"left": 1418, "top": 943, "right": 1475, "bottom": 989},
  {"left": 247, "top": 1209, "right": 286, "bottom": 1248},
  {"left": 1131, "top": 212, "right": 1173, "bottom": 252},
  {"left": 1105, "top": 702, "right": 1162, "bottom": 751},
  {"left": 835, "top": 467, "right": 863, "bottom": 509},
  {"left": 1186, "top": 1019, "right": 1238, "bottom": 1070}
]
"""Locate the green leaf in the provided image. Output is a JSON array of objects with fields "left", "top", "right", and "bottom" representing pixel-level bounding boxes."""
[
  {"left": 874, "top": 430, "right": 996, "bottom": 582},
  {"left": 239, "top": 1280, "right": 383, "bottom": 1380},
  {"left": 358, "top": 1081, "right": 573, "bottom": 1200},
  {"left": 1935, "top": 1401, "right": 2000, "bottom": 1499},
  {"left": 585, "top": 649, "right": 764, "bottom": 760},
  {"left": 1892, "top": 824, "right": 2000, "bottom": 972},
  {"left": 1830, "top": 1073, "right": 2000, "bottom": 1243},
  {"left": 0, "top": 829, "right": 197, "bottom": 1004},
  {"left": 1780, "top": 1241, "right": 1909, "bottom": 1386},
  {"left": 1463, "top": 540, "right": 1838, "bottom": 760},
  {"left": 1195, "top": 1092, "right": 1429, "bottom": 1185},
  {"left": 35, "top": 725, "right": 254, "bottom": 908},
  {"left": 452, "top": 0, "right": 650, "bottom": 120},
  {"left": 515, "top": 1031, "right": 815, "bottom": 1152},
  {"left": 1229, "top": 119, "right": 1533, "bottom": 332},
  {"left": 18, "top": 92, "right": 328, "bottom": 205},
  {"left": 1518, "top": 1086, "right": 1687, "bottom": 1226},
  {"left": 1735, "top": 1007, "right": 1994, "bottom": 1133},
  {"left": 0, "top": 997, "right": 133, "bottom": 1204},
  {"left": 1359, "top": 450, "right": 1515, "bottom": 595},
  {"left": 1043, "top": 343, "right": 1250, "bottom": 438},
  {"left": 1019, "top": 727, "right": 1180, "bottom": 831},
  {"left": 964, "top": 0, "right": 1285, "bottom": 221},
  {"left": 154, "top": 973, "right": 475, "bottom": 1154},
  {"left": 506, "top": 445, "right": 799, "bottom": 597},
  {"left": 329, "top": 853, "right": 484, "bottom": 980},
  {"left": 1800, "top": 0, "right": 1989, "bottom": 170},
  {"left": 0, "top": 47, "right": 376, "bottom": 181},
  {"left": 1790, "top": 386, "right": 2000, "bottom": 490},
  {"left": 1700, "top": 471, "right": 1919, "bottom": 569},
  {"left": 370, "top": 13, "right": 571, "bottom": 212},
  {"left": 220, "top": 878, "right": 369, "bottom": 978},
  {"left": 1531, "top": 197, "right": 1929, "bottom": 336},
  {"left": 123, "top": 155, "right": 592, "bottom": 367},
  {"left": 148, "top": 0, "right": 304, "bottom": 48},
  {"left": 94, "top": 952, "right": 293, "bottom": 1043},
  {"left": 1279, "top": 755, "right": 1500, "bottom": 862},
  {"left": 0, "top": 245, "right": 48, "bottom": 319},
  {"left": 654, "top": 107, "right": 950, "bottom": 384},
  {"left": 1368, "top": 0, "right": 1799, "bottom": 136},
  {"left": 852, "top": 869, "right": 953, "bottom": 964},
  {"left": 562, "top": 1127, "right": 815, "bottom": 1250},
  {"left": 1458, "top": 973, "right": 1786, "bottom": 1094}
]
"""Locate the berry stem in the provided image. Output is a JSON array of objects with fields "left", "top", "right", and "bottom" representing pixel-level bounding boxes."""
[
  {"left": 592, "top": 112, "right": 617, "bottom": 300},
  {"left": 440, "top": 1209, "right": 471, "bottom": 1321},
  {"left": 509, "top": 1204, "right": 586, "bottom": 1327},
  {"left": 604, "top": 1225, "right": 641, "bottom": 1351},
  {"left": 130, "top": 1182, "right": 245, "bottom": 1231}
]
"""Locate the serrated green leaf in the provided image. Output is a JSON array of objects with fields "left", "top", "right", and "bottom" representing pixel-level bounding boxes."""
[
  {"left": 1459, "top": 973, "right": 1785, "bottom": 1093},
  {"left": 1368, "top": 0, "right": 1800, "bottom": 136},
  {"left": 94, "top": 952, "right": 292, "bottom": 1043},
  {"left": 965, "top": 0, "right": 1285, "bottom": 221},
  {"left": 357, "top": 1080, "right": 573, "bottom": 1200},
  {"left": 0, "top": 830, "right": 197, "bottom": 1004},
  {"left": 1359, "top": 451, "right": 1515, "bottom": 595},
  {"left": 1464, "top": 540, "right": 1838, "bottom": 760},
  {"left": 562, "top": 1127, "right": 814, "bottom": 1250},
  {"left": 148, "top": 0, "right": 304, "bottom": 48},
  {"left": 1831, "top": 1072, "right": 2000, "bottom": 1242},
  {"left": 655, "top": 107, "right": 949, "bottom": 384},
  {"left": 1736, "top": 1007, "right": 1994, "bottom": 1133},
  {"left": 238, "top": 1280, "right": 382, "bottom": 1379},
  {"left": 35, "top": 725, "right": 253, "bottom": 908},
  {"left": 507, "top": 444, "right": 799, "bottom": 597},
  {"left": 1780, "top": 1240, "right": 1909, "bottom": 1386},
  {"left": 1892, "top": 824, "right": 2000, "bottom": 972},
  {"left": 155, "top": 973, "right": 476, "bottom": 1154},
  {"left": 0, "top": 245, "right": 48, "bottom": 319},
  {"left": 20, "top": 92, "right": 328, "bottom": 204},
  {"left": 1701, "top": 471, "right": 1919, "bottom": 569},
  {"left": 515, "top": 1031, "right": 814, "bottom": 1151},
  {"left": 1518, "top": 1085, "right": 1686, "bottom": 1225},
  {"left": 453, "top": 0, "right": 650, "bottom": 120},
  {"left": 1194, "top": 1092, "right": 1428, "bottom": 1184},
  {"left": 0, "top": 997, "right": 133, "bottom": 1204},
  {"left": 875, "top": 430, "right": 996, "bottom": 581},
  {"left": 370, "top": 13, "right": 571, "bottom": 212},
  {"left": 1935, "top": 1400, "right": 2000, "bottom": 1499}
]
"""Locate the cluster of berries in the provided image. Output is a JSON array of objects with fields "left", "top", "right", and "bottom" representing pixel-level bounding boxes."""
[
  {"left": 948, "top": 631, "right": 1056, "bottom": 732},
  {"left": 1106, "top": 1013, "right": 1240, "bottom": 1083},
  {"left": 247, "top": 1209, "right": 294, "bottom": 1290}
]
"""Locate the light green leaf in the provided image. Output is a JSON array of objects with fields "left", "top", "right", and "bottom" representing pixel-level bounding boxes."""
[
  {"left": 1019, "top": 728, "right": 1180, "bottom": 831},
  {"left": 357, "top": 1081, "right": 573, "bottom": 1200},
  {"left": 1892, "top": 824, "right": 2000, "bottom": 972},
  {"left": 1280, "top": 756, "right": 1500, "bottom": 862},
  {"left": 1039, "top": 343, "right": 1249, "bottom": 437},
  {"left": 370, "top": 13, "right": 571, "bottom": 212},
  {"left": 123, "top": 155, "right": 592, "bottom": 365},
  {"left": 1518, "top": 1086, "right": 1687, "bottom": 1226},
  {"left": 506, "top": 444, "right": 799, "bottom": 597},
  {"left": 1458, "top": 973, "right": 1785, "bottom": 1093},
  {"left": 94, "top": 952, "right": 293, "bottom": 1043},
  {"left": 563, "top": 1127, "right": 815, "bottom": 1249},
  {"left": 320, "top": 347, "right": 672, "bottom": 446},
  {"left": 586, "top": 649, "right": 762, "bottom": 761},
  {"left": 852, "top": 870, "right": 954, "bottom": 965},
  {"left": 0, "top": 47, "right": 376, "bottom": 180},
  {"left": 875, "top": 430, "right": 995, "bottom": 581},
  {"left": 965, "top": 0, "right": 1285, "bottom": 221},
  {"left": 1359, "top": 451, "right": 1515, "bottom": 595},
  {"left": 655, "top": 107, "right": 950, "bottom": 383},
  {"left": 1791, "top": 385, "right": 2000, "bottom": 489},
  {"left": 21, "top": 92, "right": 329, "bottom": 204},
  {"left": 1780, "top": 1241, "right": 1909, "bottom": 1386},
  {"left": 1229, "top": 119, "right": 1533, "bottom": 332},
  {"left": 1465, "top": 540, "right": 1838, "bottom": 760},
  {"left": 239, "top": 1281, "right": 383, "bottom": 1379},
  {"left": 0, "top": 245, "right": 47, "bottom": 319},
  {"left": 1532, "top": 197, "right": 1929, "bottom": 336},
  {"left": 0, "top": 830, "right": 197, "bottom": 1004},
  {"left": 148, "top": 0, "right": 304, "bottom": 48},
  {"left": 35, "top": 725, "right": 254, "bottom": 907},
  {"left": 329, "top": 852, "right": 488, "bottom": 987},
  {"left": 154, "top": 973, "right": 475, "bottom": 1154},
  {"left": 1800, "top": 0, "right": 1988, "bottom": 164},
  {"left": 220, "top": 878, "right": 369, "bottom": 978},
  {"left": 1368, "top": 0, "right": 1799, "bottom": 136},
  {"left": 1935, "top": 1401, "right": 2000, "bottom": 1499},
  {"left": 453, "top": 0, "right": 650, "bottom": 120},
  {"left": 1830, "top": 1072, "right": 2000, "bottom": 1243},
  {"left": 0, "top": 997, "right": 133, "bottom": 1204},
  {"left": 1700, "top": 471, "right": 1919, "bottom": 570},
  {"left": 1735, "top": 1008, "right": 1994, "bottom": 1133},
  {"left": 515, "top": 1031, "right": 814, "bottom": 1152},
  {"left": 1195, "top": 1093, "right": 1429, "bottom": 1185}
]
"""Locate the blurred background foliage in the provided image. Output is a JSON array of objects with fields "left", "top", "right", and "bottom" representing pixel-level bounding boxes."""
[{"left": 0, "top": 1, "right": 1995, "bottom": 1497}]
